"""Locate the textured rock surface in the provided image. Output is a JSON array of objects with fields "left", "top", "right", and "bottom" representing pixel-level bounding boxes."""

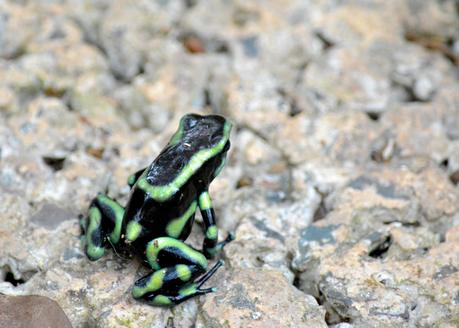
[
  {"left": 1, "top": 0, "right": 458, "bottom": 327},
  {"left": 197, "top": 268, "right": 326, "bottom": 328}
]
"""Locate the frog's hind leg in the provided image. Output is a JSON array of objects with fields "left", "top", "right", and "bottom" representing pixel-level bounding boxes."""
[
  {"left": 195, "top": 258, "right": 224, "bottom": 287},
  {"left": 132, "top": 237, "right": 223, "bottom": 306},
  {"left": 143, "top": 260, "right": 223, "bottom": 306},
  {"left": 84, "top": 194, "right": 124, "bottom": 261}
]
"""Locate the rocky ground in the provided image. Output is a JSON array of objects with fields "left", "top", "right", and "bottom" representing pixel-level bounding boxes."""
[{"left": 1, "top": 1, "right": 459, "bottom": 327}]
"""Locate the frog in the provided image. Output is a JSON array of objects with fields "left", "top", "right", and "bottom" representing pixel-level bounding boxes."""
[{"left": 81, "top": 113, "right": 234, "bottom": 306}]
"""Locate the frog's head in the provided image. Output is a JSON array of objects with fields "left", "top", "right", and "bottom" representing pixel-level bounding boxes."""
[
  {"left": 167, "top": 113, "right": 232, "bottom": 180},
  {"left": 137, "top": 113, "right": 232, "bottom": 201}
]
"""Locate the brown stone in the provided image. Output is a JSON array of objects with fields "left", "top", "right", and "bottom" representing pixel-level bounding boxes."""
[{"left": 0, "top": 295, "right": 72, "bottom": 328}]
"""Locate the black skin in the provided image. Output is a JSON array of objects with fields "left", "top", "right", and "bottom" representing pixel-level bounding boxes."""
[{"left": 82, "top": 114, "right": 233, "bottom": 306}]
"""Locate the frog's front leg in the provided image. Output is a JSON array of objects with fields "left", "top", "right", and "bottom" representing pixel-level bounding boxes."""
[
  {"left": 199, "top": 191, "right": 234, "bottom": 259},
  {"left": 132, "top": 237, "right": 223, "bottom": 306},
  {"left": 127, "top": 167, "right": 147, "bottom": 188},
  {"left": 83, "top": 194, "right": 124, "bottom": 261}
]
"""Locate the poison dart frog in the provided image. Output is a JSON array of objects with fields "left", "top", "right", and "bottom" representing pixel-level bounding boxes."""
[{"left": 81, "top": 113, "right": 233, "bottom": 306}]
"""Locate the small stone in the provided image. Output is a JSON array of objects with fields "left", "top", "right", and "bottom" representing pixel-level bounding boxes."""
[
  {"left": 0, "top": 295, "right": 72, "bottom": 328},
  {"left": 413, "top": 76, "right": 435, "bottom": 101}
]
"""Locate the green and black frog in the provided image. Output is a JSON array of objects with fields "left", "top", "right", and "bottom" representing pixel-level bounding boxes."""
[{"left": 81, "top": 113, "right": 233, "bottom": 306}]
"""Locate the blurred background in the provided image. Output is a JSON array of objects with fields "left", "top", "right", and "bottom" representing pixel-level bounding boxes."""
[{"left": 1, "top": 1, "right": 458, "bottom": 327}]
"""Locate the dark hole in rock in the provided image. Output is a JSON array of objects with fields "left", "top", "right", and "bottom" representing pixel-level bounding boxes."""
[
  {"left": 288, "top": 102, "right": 302, "bottom": 117},
  {"left": 277, "top": 88, "right": 303, "bottom": 117},
  {"left": 236, "top": 176, "right": 253, "bottom": 189},
  {"left": 137, "top": 63, "right": 146, "bottom": 77},
  {"left": 4, "top": 271, "right": 25, "bottom": 286},
  {"left": 313, "top": 198, "right": 328, "bottom": 222},
  {"left": 449, "top": 170, "right": 459, "bottom": 185},
  {"left": 255, "top": 255, "right": 265, "bottom": 266},
  {"left": 369, "top": 235, "right": 392, "bottom": 259},
  {"left": 440, "top": 158, "right": 449, "bottom": 169},
  {"left": 370, "top": 137, "right": 396, "bottom": 163},
  {"left": 42, "top": 156, "right": 66, "bottom": 171},
  {"left": 210, "top": 39, "right": 230, "bottom": 54},
  {"left": 401, "top": 221, "right": 421, "bottom": 227},
  {"left": 316, "top": 289, "right": 324, "bottom": 306},
  {"left": 382, "top": 218, "right": 420, "bottom": 227},
  {"left": 402, "top": 84, "right": 424, "bottom": 103},
  {"left": 446, "top": 36, "right": 455, "bottom": 48},
  {"left": 371, "top": 149, "right": 383, "bottom": 163},
  {"left": 439, "top": 233, "right": 446, "bottom": 243},
  {"left": 314, "top": 31, "right": 335, "bottom": 51},
  {"left": 203, "top": 88, "right": 212, "bottom": 107},
  {"left": 366, "top": 111, "right": 381, "bottom": 121},
  {"left": 112, "top": 146, "right": 120, "bottom": 157},
  {"left": 292, "top": 274, "right": 301, "bottom": 289}
]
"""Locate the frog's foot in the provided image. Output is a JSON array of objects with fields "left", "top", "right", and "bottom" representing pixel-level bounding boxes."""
[
  {"left": 84, "top": 194, "right": 125, "bottom": 261},
  {"left": 133, "top": 260, "right": 224, "bottom": 306},
  {"left": 143, "top": 285, "right": 216, "bottom": 306},
  {"left": 136, "top": 237, "right": 226, "bottom": 306},
  {"left": 196, "top": 259, "right": 224, "bottom": 287},
  {"left": 204, "top": 232, "right": 235, "bottom": 259}
]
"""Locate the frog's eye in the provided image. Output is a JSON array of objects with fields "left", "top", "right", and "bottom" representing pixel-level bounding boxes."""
[
  {"left": 182, "top": 114, "right": 201, "bottom": 130},
  {"left": 185, "top": 118, "right": 198, "bottom": 130},
  {"left": 210, "top": 134, "right": 221, "bottom": 145}
]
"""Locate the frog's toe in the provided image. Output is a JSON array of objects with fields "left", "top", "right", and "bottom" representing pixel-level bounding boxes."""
[
  {"left": 198, "top": 286, "right": 217, "bottom": 294},
  {"left": 86, "top": 244, "right": 105, "bottom": 261},
  {"left": 226, "top": 232, "right": 235, "bottom": 242}
]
